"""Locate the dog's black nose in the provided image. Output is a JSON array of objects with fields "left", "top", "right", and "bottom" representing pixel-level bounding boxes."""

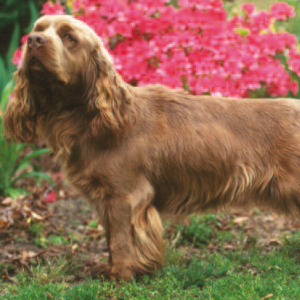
[{"left": 27, "top": 33, "right": 48, "bottom": 49}]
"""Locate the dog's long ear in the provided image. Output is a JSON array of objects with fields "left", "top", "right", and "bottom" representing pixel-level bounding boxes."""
[
  {"left": 86, "top": 42, "right": 135, "bottom": 137},
  {"left": 3, "top": 69, "right": 37, "bottom": 143}
]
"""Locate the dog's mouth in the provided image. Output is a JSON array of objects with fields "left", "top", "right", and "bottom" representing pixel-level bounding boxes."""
[
  {"left": 27, "top": 57, "right": 59, "bottom": 86},
  {"left": 28, "top": 57, "right": 47, "bottom": 74}
]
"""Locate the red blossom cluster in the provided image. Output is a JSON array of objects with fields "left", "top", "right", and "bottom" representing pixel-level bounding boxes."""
[{"left": 13, "top": 0, "right": 300, "bottom": 98}]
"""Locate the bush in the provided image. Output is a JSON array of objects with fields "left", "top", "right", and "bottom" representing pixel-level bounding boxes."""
[
  {"left": 0, "top": 81, "right": 53, "bottom": 198},
  {"left": 0, "top": 0, "right": 42, "bottom": 95},
  {"left": 13, "top": 0, "right": 300, "bottom": 99}
]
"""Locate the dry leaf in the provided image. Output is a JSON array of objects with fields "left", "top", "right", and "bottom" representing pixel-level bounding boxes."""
[
  {"left": 268, "top": 238, "right": 282, "bottom": 245},
  {"left": 97, "top": 224, "right": 104, "bottom": 231},
  {"left": 262, "top": 294, "right": 273, "bottom": 299},
  {"left": 171, "top": 231, "right": 181, "bottom": 246},
  {"left": 21, "top": 251, "right": 37, "bottom": 261},
  {"left": 59, "top": 190, "right": 65, "bottom": 198},
  {"left": 0, "top": 219, "right": 10, "bottom": 229},
  {"left": 31, "top": 211, "right": 44, "bottom": 221},
  {"left": 291, "top": 223, "right": 300, "bottom": 229},
  {"left": 2, "top": 197, "right": 13, "bottom": 205},
  {"left": 223, "top": 244, "right": 234, "bottom": 250},
  {"left": 233, "top": 216, "right": 248, "bottom": 225}
]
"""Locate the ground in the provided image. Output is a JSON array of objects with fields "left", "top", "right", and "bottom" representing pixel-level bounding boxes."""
[{"left": 1, "top": 154, "right": 300, "bottom": 299}]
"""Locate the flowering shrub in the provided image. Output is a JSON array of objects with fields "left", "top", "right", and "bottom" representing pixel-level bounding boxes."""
[{"left": 13, "top": 0, "right": 300, "bottom": 98}]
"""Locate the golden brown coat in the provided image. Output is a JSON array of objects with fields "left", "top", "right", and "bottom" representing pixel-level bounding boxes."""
[{"left": 4, "top": 15, "right": 300, "bottom": 280}]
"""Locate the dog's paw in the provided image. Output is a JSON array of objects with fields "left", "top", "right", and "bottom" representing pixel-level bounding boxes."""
[
  {"left": 109, "top": 265, "right": 135, "bottom": 282},
  {"left": 87, "top": 261, "right": 112, "bottom": 279}
]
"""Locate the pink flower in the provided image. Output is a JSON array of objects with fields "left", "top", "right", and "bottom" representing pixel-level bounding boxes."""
[
  {"left": 12, "top": 0, "right": 300, "bottom": 98},
  {"left": 241, "top": 3, "right": 255, "bottom": 16},
  {"left": 270, "top": 2, "right": 295, "bottom": 20},
  {"left": 21, "top": 34, "right": 29, "bottom": 44},
  {"left": 44, "top": 190, "right": 55, "bottom": 203},
  {"left": 41, "top": 1, "right": 65, "bottom": 15},
  {"left": 12, "top": 48, "right": 23, "bottom": 69}
]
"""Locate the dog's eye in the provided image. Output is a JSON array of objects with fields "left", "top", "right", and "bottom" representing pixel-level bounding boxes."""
[
  {"left": 61, "top": 34, "right": 77, "bottom": 48},
  {"left": 62, "top": 34, "right": 73, "bottom": 41}
]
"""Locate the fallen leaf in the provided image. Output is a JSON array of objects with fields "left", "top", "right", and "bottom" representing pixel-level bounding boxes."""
[
  {"left": 58, "top": 190, "right": 65, "bottom": 198},
  {"left": 21, "top": 251, "right": 37, "bottom": 261},
  {"left": 171, "top": 231, "right": 181, "bottom": 246},
  {"left": 0, "top": 219, "right": 10, "bottom": 229},
  {"left": 262, "top": 294, "right": 273, "bottom": 299},
  {"left": 31, "top": 211, "right": 44, "bottom": 220},
  {"left": 291, "top": 223, "right": 300, "bottom": 229},
  {"left": 223, "top": 244, "right": 234, "bottom": 250},
  {"left": 97, "top": 224, "right": 104, "bottom": 231},
  {"left": 268, "top": 239, "right": 282, "bottom": 245},
  {"left": 233, "top": 217, "right": 248, "bottom": 225},
  {"left": 2, "top": 275, "right": 18, "bottom": 283},
  {"left": 2, "top": 197, "right": 13, "bottom": 205}
]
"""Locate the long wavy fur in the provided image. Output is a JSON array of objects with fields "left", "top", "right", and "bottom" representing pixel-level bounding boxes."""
[
  {"left": 4, "top": 70, "right": 37, "bottom": 143},
  {"left": 5, "top": 15, "right": 300, "bottom": 282}
]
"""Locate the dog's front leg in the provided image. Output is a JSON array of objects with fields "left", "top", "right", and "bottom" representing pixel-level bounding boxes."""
[{"left": 101, "top": 177, "right": 165, "bottom": 281}]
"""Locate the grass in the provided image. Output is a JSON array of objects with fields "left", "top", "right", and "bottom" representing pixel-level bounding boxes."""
[
  {"left": 2, "top": 247, "right": 300, "bottom": 299},
  {"left": 2, "top": 214, "right": 300, "bottom": 299}
]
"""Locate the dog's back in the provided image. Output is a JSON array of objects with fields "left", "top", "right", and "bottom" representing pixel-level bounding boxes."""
[{"left": 134, "top": 86, "right": 300, "bottom": 217}]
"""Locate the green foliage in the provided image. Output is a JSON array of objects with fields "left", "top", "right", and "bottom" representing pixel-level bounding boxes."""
[
  {"left": 0, "top": 0, "right": 41, "bottom": 95},
  {"left": 279, "top": 0, "right": 300, "bottom": 40},
  {"left": 88, "top": 220, "right": 98, "bottom": 228},
  {"left": 0, "top": 81, "right": 54, "bottom": 198},
  {"left": 171, "top": 256, "right": 229, "bottom": 289},
  {"left": 29, "top": 222, "right": 46, "bottom": 236},
  {"left": 176, "top": 214, "right": 233, "bottom": 248},
  {"left": 30, "top": 222, "right": 69, "bottom": 248},
  {"left": 2, "top": 211, "right": 300, "bottom": 299},
  {"left": 176, "top": 214, "right": 217, "bottom": 247},
  {"left": 2, "top": 242, "right": 300, "bottom": 299}
]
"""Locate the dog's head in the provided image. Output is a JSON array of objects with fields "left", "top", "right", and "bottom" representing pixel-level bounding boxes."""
[{"left": 4, "top": 15, "right": 133, "bottom": 142}]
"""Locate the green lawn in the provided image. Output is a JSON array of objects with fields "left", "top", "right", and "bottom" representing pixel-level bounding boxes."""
[{"left": 2, "top": 213, "right": 300, "bottom": 300}]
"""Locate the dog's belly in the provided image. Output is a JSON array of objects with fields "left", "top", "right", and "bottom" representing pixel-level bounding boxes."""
[{"left": 151, "top": 152, "right": 300, "bottom": 217}]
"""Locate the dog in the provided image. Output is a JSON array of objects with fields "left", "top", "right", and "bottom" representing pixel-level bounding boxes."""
[{"left": 4, "top": 15, "right": 300, "bottom": 281}]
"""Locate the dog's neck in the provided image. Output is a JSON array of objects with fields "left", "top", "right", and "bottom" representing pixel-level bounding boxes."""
[{"left": 35, "top": 88, "right": 136, "bottom": 163}]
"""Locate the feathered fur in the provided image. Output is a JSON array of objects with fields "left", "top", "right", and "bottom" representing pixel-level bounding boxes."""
[{"left": 4, "top": 15, "right": 300, "bottom": 281}]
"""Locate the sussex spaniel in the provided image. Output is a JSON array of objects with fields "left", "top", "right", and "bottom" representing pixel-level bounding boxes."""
[{"left": 4, "top": 15, "right": 300, "bottom": 281}]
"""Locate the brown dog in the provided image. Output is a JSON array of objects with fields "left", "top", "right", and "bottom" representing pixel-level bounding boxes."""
[{"left": 4, "top": 15, "right": 300, "bottom": 281}]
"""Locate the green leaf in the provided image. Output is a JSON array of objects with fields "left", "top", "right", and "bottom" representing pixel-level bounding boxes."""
[
  {"left": 65, "top": 4, "right": 73, "bottom": 16},
  {"left": 88, "top": 221, "right": 98, "bottom": 228},
  {"left": 16, "top": 148, "right": 51, "bottom": 172},
  {"left": 6, "top": 23, "right": 20, "bottom": 64},
  {"left": 4, "top": 187, "right": 28, "bottom": 199},
  {"left": 234, "top": 27, "right": 250, "bottom": 37},
  {"left": 0, "top": 56, "right": 9, "bottom": 95},
  {"left": 35, "top": 236, "right": 48, "bottom": 249},
  {"left": 1, "top": 79, "right": 14, "bottom": 113},
  {"left": 48, "top": 235, "right": 69, "bottom": 246},
  {"left": 12, "top": 171, "right": 54, "bottom": 186},
  {"left": 26, "top": 0, "right": 39, "bottom": 33}
]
